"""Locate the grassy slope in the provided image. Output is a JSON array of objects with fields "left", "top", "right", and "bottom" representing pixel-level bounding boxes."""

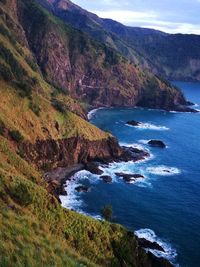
[
  {"left": 0, "top": 1, "right": 150, "bottom": 267},
  {"left": 0, "top": 135, "right": 148, "bottom": 267},
  {"left": 0, "top": 16, "right": 108, "bottom": 143}
]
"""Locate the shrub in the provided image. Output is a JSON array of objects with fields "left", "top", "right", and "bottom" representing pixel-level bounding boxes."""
[
  {"left": 101, "top": 205, "right": 113, "bottom": 221},
  {"left": 15, "top": 80, "right": 32, "bottom": 99},
  {"left": 25, "top": 56, "right": 38, "bottom": 71},
  {"left": 0, "top": 24, "right": 16, "bottom": 45},
  {"left": 29, "top": 101, "right": 41, "bottom": 116},
  {"left": 51, "top": 98, "right": 66, "bottom": 113},
  {"left": 0, "top": 120, "right": 5, "bottom": 135},
  {"left": 9, "top": 130, "right": 24, "bottom": 143},
  {"left": 10, "top": 181, "right": 33, "bottom": 206},
  {"left": 0, "top": 63, "right": 13, "bottom": 81},
  {"left": 104, "top": 46, "right": 119, "bottom": 66},
  {"left": 0, "top": 42, "right": 27, "bottom": 80}
]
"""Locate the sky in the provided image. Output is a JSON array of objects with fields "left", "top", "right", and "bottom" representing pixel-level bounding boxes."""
[{"left": 72, "top": 0, "right": 200, "bottom": 34}]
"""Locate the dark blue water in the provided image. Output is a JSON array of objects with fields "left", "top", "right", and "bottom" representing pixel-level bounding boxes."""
[{"left": 61, "top": 82, "right": 200, "bottom": 267}]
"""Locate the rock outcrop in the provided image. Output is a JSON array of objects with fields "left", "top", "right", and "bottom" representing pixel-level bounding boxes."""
[
  {"left": 126, "top": 120, "right": 141, "bottom": 127},
  {"left": 100, "top": 175, "right": 112, "bottom": 183},
  {"left": 115, "top": 172, "right": 144, "bottom": 183},
  {"left": 17, "top": 0, "right": 192, "bottom": 112},
  {"left": 21, "top": 136, "right": 123, "bottom": 170},
  {"left": 148, "top": 140, "right": 166, "bottom": 148}
]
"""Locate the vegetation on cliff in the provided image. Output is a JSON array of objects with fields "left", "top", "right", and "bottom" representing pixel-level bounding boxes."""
[
  {"left": 42, "top": 0, "right": 200, "bottom": 82},
  {"left": 0, "top": 0, "right": 187, "bottom": 266}
]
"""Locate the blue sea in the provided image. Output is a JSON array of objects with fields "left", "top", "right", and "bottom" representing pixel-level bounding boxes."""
[{"left": 60, "top": 81, "right": 200, "bottom": 267}]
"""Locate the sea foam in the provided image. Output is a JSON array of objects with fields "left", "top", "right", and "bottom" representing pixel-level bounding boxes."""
[
  {"left": 147, "top": 166, "right": 181, "bottom": 176},
  {"left": 60, "top": 170, "right": 99, "bottom": 212},
  {"left": 135, "top": 228, "right": 178, "bottom": 263},
  {"left": 87, "top": 107, "right": 104, "bottom": 120},
  {"left": 126, "top": 122, "right": 169, "bottom": 131}
]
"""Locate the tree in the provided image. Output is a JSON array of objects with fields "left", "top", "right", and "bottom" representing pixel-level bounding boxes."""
[{"left": 101, "top": 205, "right": 113, "bottom": 221}]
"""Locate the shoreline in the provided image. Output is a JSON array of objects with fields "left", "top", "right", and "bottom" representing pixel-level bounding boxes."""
[
  {"left": 87, "top": 107, "right": 105, "bottom": 120},
  {"left": 87, "top": 105, "right": 199, "bottom": 121}
]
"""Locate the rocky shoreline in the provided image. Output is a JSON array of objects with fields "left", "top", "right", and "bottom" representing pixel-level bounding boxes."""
[
  {"left": 44, "top": 143, "right": 175, "bottom": 267},
  {"left": 44, "top": 144, "right": 150, "bottom": 200}
]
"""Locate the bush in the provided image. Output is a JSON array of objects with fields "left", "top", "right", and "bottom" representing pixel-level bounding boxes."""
[
  {"left": 0, "top": 120, "right": 5, "bottom": 135},
  {"left": 10, "top": 181, "right": 33, "bottom": 206},
  {"left": 51, "top": 98, "right": 66, "bottom": 113},
  {"left": 25, "top": 56, "right": 38, "bottom": 71},
  {"left": 0, "top": 42, "right": 27, "bottom": 80},
  {"left": 0, "top": 63, "right": 13, "bottom": 81},
  {"left": 15, "top": 80, "right": 32, "bottom": 99},
  {"left": 0, "top": 24, "right": 16, "bottom": 45},
  {"left": 9, "top": 130, "right": 24, "bottom": 143},
  {"left": 29, "top": 101, "right": 41, "bottom": 116},
  {"left": 101, "top": 205, "right": 113, "bottom": 221}
]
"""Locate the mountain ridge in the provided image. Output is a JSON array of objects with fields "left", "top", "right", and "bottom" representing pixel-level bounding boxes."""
[{"left": 42, "top": 0, "right": 200, "bottom": 81}]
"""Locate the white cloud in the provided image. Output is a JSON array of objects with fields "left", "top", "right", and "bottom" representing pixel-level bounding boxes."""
[
  {"left": 91, "top": 9, "right": 200, "bottom": 34},
  {"left": 92, "top": 10, "right": 157, "bottom": 24}
]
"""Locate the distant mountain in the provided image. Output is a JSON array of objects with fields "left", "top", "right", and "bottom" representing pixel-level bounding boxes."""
[{"left": 39, "top": 0, "right": 200, "bottom": 81}]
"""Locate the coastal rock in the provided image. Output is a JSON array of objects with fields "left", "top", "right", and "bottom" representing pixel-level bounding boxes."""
[
  {"left": 85, "top": 162, "right": 103, "bottom": 175},
  {"left": 22, "top": 137, "right": 150, "bottom": 171},
  {"left": 186, "top": 101, "right": 195, "bottom": 106},
  {"left": 147, "top": 251, "right": 175, "bottom": 267},
  {"left": 137, "top": 237, "right": 165, "bottom": 252},
  {"left": 120, "top": 146, "right": 150, "bottom": 162},
  {"left": 75, "top": 185, "right": 89, "bottom": 193},
  {"left": 126, "top": 120, "right": 141, "bottom": 126},
  {"left": 148, "top": 140, "right": 166, "bottom": 148},
  {"left": 175, "top": 105, "right": 198, "bottom": 113},
  {"left": 100, "top": 175, "right": 112, "bottom": 183},
  {"left": 115, "top": 172, "right": 144, "bottom": 183}
]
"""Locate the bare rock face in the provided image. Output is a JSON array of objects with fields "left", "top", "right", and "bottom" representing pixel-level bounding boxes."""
[
  {"left": 21, "top": 136, "right": 123, "bottom": 170},
  {"left": 17, "top": 0, "right": 191, "bottom": 112}
]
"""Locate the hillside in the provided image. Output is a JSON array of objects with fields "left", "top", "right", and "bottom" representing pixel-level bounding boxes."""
[
  {"left": 18, "top": 0, "right": 191, "bottom": 112},
  {"left": 0, "top": 0, "right": 175, "bottom": 267},
  {"left": 42, "top": 0, "right": 200, "bottom": 81},
  {"left": 0, "top": 0, "right": 193, "bottom": 266}
]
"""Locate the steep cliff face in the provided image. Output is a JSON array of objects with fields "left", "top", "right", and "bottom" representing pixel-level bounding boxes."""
[
  {"left": 41, "top": 0, "right": 200, "bottom": 82},
  {"left": 0, "top": 1, "right": 178, "bottom": 266},
  {"left": 17, "top": 0, "right": 189, "bottom": 112},
  {"left": 21, "top": 136, "right": 123, "bottom": 170}
]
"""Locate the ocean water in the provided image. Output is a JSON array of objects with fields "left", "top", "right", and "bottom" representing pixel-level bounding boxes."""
[{"left": 60, "top": 81, "right": 200, "bottom": 267}]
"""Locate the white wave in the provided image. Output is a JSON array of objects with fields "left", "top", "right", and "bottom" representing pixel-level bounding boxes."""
[
  {"left": 87, "top": 107, "right": 104, "bottom": 120},
  {"left": 169, "top": 110, "right": 181, "bottom": 113},
  {"left": 119, "top": 142, "right": 146, "bottom": 150},
  {"left": 99, "top": 161, "right": 151, "bottom": 187},
  {"left": 126, "top": 122, "right": 169, "bottom": 131},
  {"left": 192, "top": 103, "right": 199, "bottom": 107},
  {"left": 147, "top": 166, "right": 181, "bottom": 176},
  {"left": 60, "top": 170, "right": 99, "bottom": 211},
  {"left": 138, "top": 139, "right": 150, "bottom": 144},
  {"left": 119, "top": 142, "right": 154, "bottom": 162},
  {"left": 135, "top": 228, "right": 178, "bottom": 262}
]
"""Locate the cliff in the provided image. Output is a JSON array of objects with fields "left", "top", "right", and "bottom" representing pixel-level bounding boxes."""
[
  {"left": 0, "top": 0, "right": 184, "bottom": 266},
  {"left": 17, "top": 0, "right": 190, "bottom": 112},
  {"left": 21, "top": 136, "right": 122, "bottom": 170},
  {"left": 41, "top": 0, "right": 200, "bottom": 82}
]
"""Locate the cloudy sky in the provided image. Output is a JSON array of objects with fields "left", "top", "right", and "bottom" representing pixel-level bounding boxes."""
[{"left": 72, "top": 0, "right": 200, "bottom": 34}]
